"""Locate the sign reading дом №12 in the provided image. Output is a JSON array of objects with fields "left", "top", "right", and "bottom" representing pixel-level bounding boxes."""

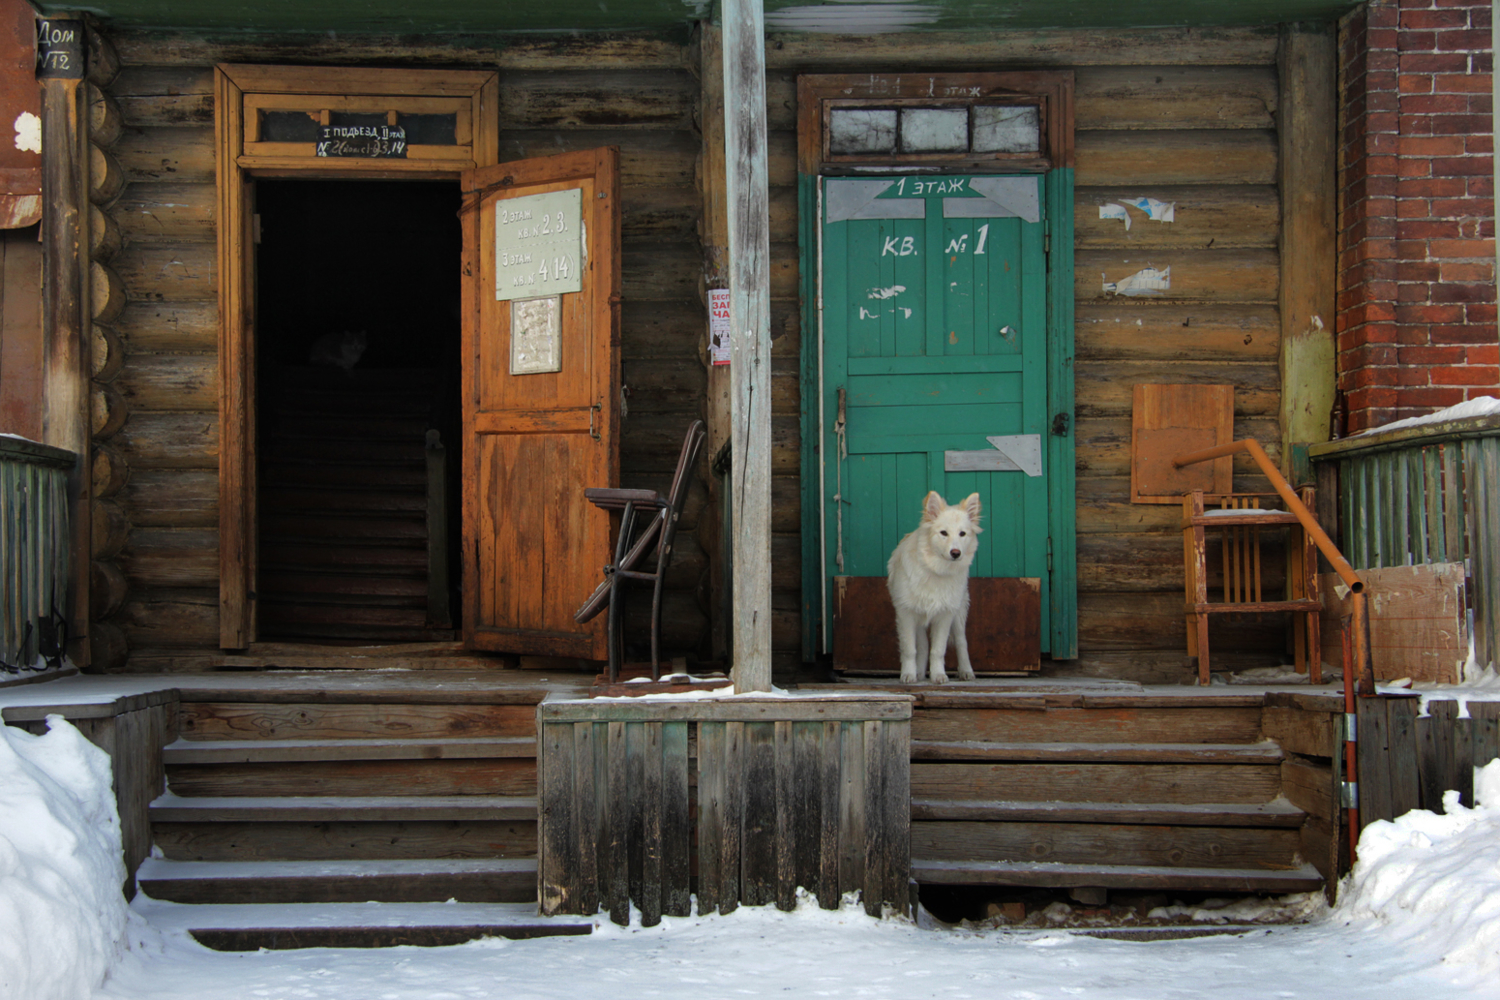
[{"left": 495, "top": 188, "right": 583, "bottom": 301}]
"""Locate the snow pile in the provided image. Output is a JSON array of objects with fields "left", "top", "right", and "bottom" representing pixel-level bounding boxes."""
[
  {"left": 1336, "top": 759, "right": 1500, "bottom": 984},
  {"left": 0, "top": 716, "right": 131, "bottom": 1000},
  {"left": 1357, "top": 395, "right": 1500, "bottom": 436}
]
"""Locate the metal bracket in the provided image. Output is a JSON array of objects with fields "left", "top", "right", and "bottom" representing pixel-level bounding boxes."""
[
  {"left": 1344, "top": 713, "right": 1357, "bottom": 742},
  {"left": 944, "top": 434, "right": 1043, "bottom": 477},
  {"left": 1340, "top": 781, "right": 1359, "bottom": 809}
]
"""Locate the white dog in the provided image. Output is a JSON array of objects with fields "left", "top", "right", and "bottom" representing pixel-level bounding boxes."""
[{"left": 886, "top": 491, "right": 982, "bottom": 684}]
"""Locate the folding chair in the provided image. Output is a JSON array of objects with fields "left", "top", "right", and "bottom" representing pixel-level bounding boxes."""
[{"left": 574, "top": 419, "right": 706, "bottom": 682}]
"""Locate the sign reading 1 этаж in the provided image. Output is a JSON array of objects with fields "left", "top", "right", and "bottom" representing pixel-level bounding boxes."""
[{"left": 495, "top": 189, "right": 583, "bottom": 300}]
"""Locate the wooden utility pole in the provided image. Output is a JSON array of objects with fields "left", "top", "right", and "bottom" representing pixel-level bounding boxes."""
[{"left": 721, "top": 0, "right": 771, "bottom": 692}]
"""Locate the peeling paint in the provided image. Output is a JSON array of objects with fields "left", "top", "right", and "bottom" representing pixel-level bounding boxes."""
[
  {"left": 13, "top": 111, "right": 39, "bottom": 154},
  {"left": 866, "top": 284, "right": 906, "bottom": 299},
  {"left": 1102, "top": 266, "right": 1170, "bottom": 297}
]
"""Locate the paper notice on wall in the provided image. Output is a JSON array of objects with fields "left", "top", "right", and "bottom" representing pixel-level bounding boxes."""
[
  {"left": 1102, "top": 265, "right": 1171, "bottom": 297},
  {"left": 1099, "top": 198, "right": 1176, "bottom": 231},
  {"left": 709, "top": 288, "right": 731, "bottom": 365}
]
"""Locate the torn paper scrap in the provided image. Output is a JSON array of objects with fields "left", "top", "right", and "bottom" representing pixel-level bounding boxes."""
[
  {"left": 1127, "top": 197, "right": 1175, "bottom": 222},
  {"left": 1102, "top": 265, "right": 1170, "bottom": 297},
  {"left": 867, "top": 285, "right": 906, "bottom": 299},
  {"left": 1099, "top": 203, "right": 1131, "bottom": 230}
]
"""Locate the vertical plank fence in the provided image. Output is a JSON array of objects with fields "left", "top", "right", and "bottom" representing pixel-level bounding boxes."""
[
  {"left": 1355, "top": 695, "right": 1500, "bottom": 828},
  {"left": 538, "top": 695, "right": 911, "bottom": 924},
  {"left": 0, "top": 438, "right": 75, "bottom": 674}
]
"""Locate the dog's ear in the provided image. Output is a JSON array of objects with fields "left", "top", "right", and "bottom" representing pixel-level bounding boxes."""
[
  {"left": 922, "top": 490, "right": 945, "bottom": 522},
  {"left": 962, "top": 492, "right": 982, "bottom": 525}
]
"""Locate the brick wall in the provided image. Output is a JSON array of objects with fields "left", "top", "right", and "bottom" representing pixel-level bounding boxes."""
[{"left": 1337, "top": 0, "right": 1496, "bottom": 433}]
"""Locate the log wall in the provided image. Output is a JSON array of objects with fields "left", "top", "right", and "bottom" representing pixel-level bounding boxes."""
[
  {"left": 768, "top": 27, "right": 1293, "bottom": 680},
  {"left": 99, "top": 29, "right": 710, "bottom": 668}
]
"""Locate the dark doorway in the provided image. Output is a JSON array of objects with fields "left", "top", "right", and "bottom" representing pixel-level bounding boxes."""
[{"left": 254, "top": 180, "right": 462, "bottom": 643}]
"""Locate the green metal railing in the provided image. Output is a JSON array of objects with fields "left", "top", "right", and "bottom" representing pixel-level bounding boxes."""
[
  {"left": 1310, "top": 413, "right": 1500, "bottom": 671},
  {"left": 1, "top": 437, "right": 75, "bottom": 672}
]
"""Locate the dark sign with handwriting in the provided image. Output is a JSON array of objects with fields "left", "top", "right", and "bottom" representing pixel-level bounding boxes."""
[
  {"left": 36, "top": 19, "right": 85, "bottom": 80},
  {"left": 315, "top": 115, "right": 407, "bottom": 159}
]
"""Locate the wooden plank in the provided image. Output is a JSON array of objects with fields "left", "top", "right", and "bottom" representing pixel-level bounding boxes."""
[
  {"left": 178, "top": 703, "right": 537, "bottom": 740},
  {"left": 912, "top": 740, "right": 1283, "bottom": 764},
  {"left": 573, "top": 722, "right": 599, "bottom": 916},
  {"left": 188, "top": 923, "right": 590, "bottom": 950},
  {"left": 696, "top": 721, "right": 724, "bottom": 916},
  {"left": 838, "top": 719, "right": 866, "bottom": 902},
  {"left": 1430, "top": 699, "right": 1473, "bottom": 809},
  {"left": 136, "top": 859, "right": 539, "bottom": 905},
  {"left": 1075, "top": 303, "right": 1279, "bottom": 362},
  {"left": 152, "top": 821, "right": 538, "bottom": 862},
  {"left": 1080, "top": 249, "right": 1278, "bottom": 304},
  {"left": 603, "top": 721, "right": 628, "bottom": 924},
  {"left": 1261, "top": 706, "right": 1335, "bottom": 758},
  {"left": 1418, "top": 706, "right": 1443, "bottom": 812},
  {"left": 741, "top": 721, "right": 776, "bottom": 906},
  {"left": 639, "top": 722, "right": 663, "bottom": 926},
  {"left": 791, "top": 721, "right": 819, "bottom": 904},
  {"left": 1473, "top": 701, "right": 1500, "bottom": 770},
  {"left": 911, "top": 821, "right": 1301, "bottom": 869},
  {"left": 625, "top": 722, "right": 646, "bottom": 910},
  {"left": 725, "top": 0, "right": 773, "bottom": 692},
  {"left": 911, "top": 706, "right": 1264, "bottom": 744},
  {"left": 1075, "top": 66, "right": 1277, "bottom": 130},
  {"left": 1387, "top": 696, "right": 1421, "bottom": 820},
  {"left": 498, "top": 70, "right": 695, "bottom": 131},
  {"left": 883, "top": 717, "right": 911, "bottom": 916},
  {"left": 1077, "top": 361, "right": 1278, "bottom": 417},
  {"left": 150, "top": 795, "right": 535, "bottom": 823},
  {"left": 1076, "top": 186, "right": 1278, "bottom": 250},
  {"left": 910, "top": 762, "right": 1282, "bottom": 804},
  {"left": 539, "top": 697, "right": 912, "bottom": 723},
  {"left": 1280, "top": 757, "right": 1334, "bottom": 823},
  {"left": 1357, "top": 697, "right": 1393, "bottom": 828},
  {"left": 911, "top": 859, "right": 1322, "bottom": 893},
  {"left": 538, "top": 722, "right": 572, "bottom": 916},
  {"left": 1131, "top": 383, "right": 1233, "bottom": 502},
  {"left": 1075, "top": 130, "right": 1277, "bottom": 187},
  {"left": 1319, "top": 564, "right": 1466, "bottom": 684},
  {"left": 861, "top": 720, "right": 885, "bottom": 917},
  {"left": 721, "top": 720, "right": 744, "bottom": 914},
  {"left": 165, "top": 759, "right": 537, "bottom": 798},
  {"left": 774, "top": 719, "right": 795, "bottom": 911},
  {"left": 662, "top": 721, "right": 690, "bottom": 918},
  {"left": 911, "top": 799, "right": 1305, "bottom": 827},
  {"left": 818, "top": 720, "right": 841, "bottom": 909}
]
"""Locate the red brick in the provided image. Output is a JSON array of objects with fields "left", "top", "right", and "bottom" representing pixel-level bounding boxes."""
[
  {"left": 1401, "top": 135, "right": 1468, "bottom": 156},
  {"left": 1405, "top": 93, "right": 1471, "bottom": 114},
  {"left": 1435, "top": 28, "right": 1494, "bottom": 51},
  {"left": 1433, "top": 73, "right": 1494, "bottom": 93},
  {"left": 1431, "top": 364, "right": 1500, "bottom": 385},
  {"left": 1397, "top": 325, "right": 1436, "bottom": 345},
  {"left": 1466, "top": 302, "right": 1498, "bottom": 322},
  {"left": 1429, "top": 156, "right": 1495, "bottom": 177},
  {"left": 1402, "top": 8, "right": 1472, "bottom": 29},
  {"left": 1467, "top": 176, "right": 1494, "bottom": 197},
  {"left": 1467, "top": 345, "right": 1500, "bottom": 364},
  {"left": 1465, "top": 135, "right": 1494, "bottom": 155},
  {"left": 1399, "top": 73, "right": 1436, "bottom": 93},
  {"left": 1400, "top": 386, "right": 1468, "bottom": 406},
  {"left": 1429, "top": 237, "right": 1497, "bottom": 257},
  {"left": 1429, "top": 196, "right": 1490, "bottom": 215},
  {"left": 1427, "top": 113, "right": 1496, "bottom": 135},
  {"left": 1432, "top": 323, "right": 1500, "bottom": 343},
  {"left": 1474, "top": 53, "right": 1494, "bottom": 74},
  {"left": 1400, "top": 158, "right": 1434, "bottom": 178},
  {"left": 1440, "top": 261, "right": 1496, "bottom": 281},
  {"left": 1402, "top": 177, "right": 1468, "bottom": 197},
  {"left": 1433, "top": 283, "right": 1498, "bottom": 303},
  {"left": 1400, "top": 344, "right": 1467, "bottom": 364},
  {"left": 1402, "top": 52, "right": 1475, "bottom": 72},
  {"left": 1396, "top": 366, "right": 1434, "bottom": 386},
  {"left": 1397, "top": 302, "right": 1466, "bottom": 323},
  {"left": 1401, "top": 29, "right": 1438, "bottom": 50},
  {"left": 1347, "top": 386, "right": 1401, "bottom": 412},
  {"left": 1399, "top": 219, "right": 1463, "bottom": 239}
]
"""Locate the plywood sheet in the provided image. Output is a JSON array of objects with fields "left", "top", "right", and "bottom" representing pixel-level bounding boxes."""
[
  {"left": 831, "top": 576, "right": 1040, "bottom": 674},
  {"left": 1130, "top": 383, "right": 1233, "bottom": 503},
  {"left": 1320, "top": 563, "right": 1467, "bottom": 684}
]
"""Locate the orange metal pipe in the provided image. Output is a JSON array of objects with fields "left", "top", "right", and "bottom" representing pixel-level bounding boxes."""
[{"left": 1173, "top": 438, "right": 1364, "bottom": 593}]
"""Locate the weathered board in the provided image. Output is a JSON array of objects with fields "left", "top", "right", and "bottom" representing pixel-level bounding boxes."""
[
  {"left": 1357, "top": 697, "right": 1500, "bottom": 828},
  {"left": 1319, "top": 563, "right": 1467, "bottom": 684},
  {"left": 831, "top": 576, "right": 1041, "bottom": 673}
]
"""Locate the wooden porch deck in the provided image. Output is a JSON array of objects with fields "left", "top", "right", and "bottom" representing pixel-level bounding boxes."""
[{"left": 1, "top": 668, "right": 1343, "bottom": 946}]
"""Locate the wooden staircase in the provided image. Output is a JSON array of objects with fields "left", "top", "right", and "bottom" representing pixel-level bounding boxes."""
[
  {"left": 137, "top": 678, "right": 590, "bottom": 948},
  {"left": 907, "top": 688, "right": 1327, "bottom": 895}
]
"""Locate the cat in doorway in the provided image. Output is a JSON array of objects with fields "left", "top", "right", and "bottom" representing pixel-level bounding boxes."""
[{"left": 309, "top": 330, "right": 368, "bottom": 373}]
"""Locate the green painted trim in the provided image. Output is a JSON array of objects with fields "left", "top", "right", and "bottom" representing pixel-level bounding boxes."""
[
  {"left": 1045, "top": 167, "right": 1078, "bottom": 659},
  {"left": 797, "top": 171, "right": 821, "bottom": 661}
]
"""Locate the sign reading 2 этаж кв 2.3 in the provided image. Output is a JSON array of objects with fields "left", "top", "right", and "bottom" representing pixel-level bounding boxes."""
[{"left": 494, "top": 189, "right": 583, "bottom": 301}]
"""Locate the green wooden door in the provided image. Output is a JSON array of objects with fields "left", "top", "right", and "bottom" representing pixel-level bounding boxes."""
[{"left": 818, "top": 174, "right": 1057, "bottom": 651}]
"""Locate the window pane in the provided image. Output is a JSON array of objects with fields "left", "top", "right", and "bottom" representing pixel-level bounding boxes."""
[
  {"left": 972, "top": 105, "right": 1039, "bottom": 153},
  {"left": 829, "top": 108, "right": 896, "bottom": 154},
  {"left": 901, "top": 107, "right": 967, "bottom": 153}
]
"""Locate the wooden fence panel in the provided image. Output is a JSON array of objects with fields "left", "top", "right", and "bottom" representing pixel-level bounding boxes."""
[{"left": 1357, "top": 695, "right": 1496, "bottom": 829}]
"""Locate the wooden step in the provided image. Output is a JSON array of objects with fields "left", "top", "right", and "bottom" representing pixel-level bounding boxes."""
[
  {"left": 912, "top": 859, "right": 1324, "bottom": 893},
  {"left": 152, "top": 818, "right": 536, "bottom": 862},
  {"left": 163, "top": 736, "right": 537, "bottom": 764},
  {"left": 912, "top": 706, "right": 1266, "bottom": 745},
  {"left": 910, "top": 798, "right": 1306, "bottom": 827},
  {"left": 165, "top": 757, "right": 536, "bottom": 798},
  {"left": 178, "top": 703, "right": 535, "bottom": 741},
  {"left": 911, "top": 762, "right": 1283, "bottom": 804},
  {"left": 132, "top": 899, "right": 587, "bottom": 950},
  {"left": 136, "top": 857, "right": 537, "bottom": 904},
  {"left": 912, "top": 740, "right": 1284, "bottom": 764},
  {"left": 911, "top": 819, "right": 1302, "bottom": 870},
  {"left": 150, "top": 792, "right": 536, "bottom": 822}
]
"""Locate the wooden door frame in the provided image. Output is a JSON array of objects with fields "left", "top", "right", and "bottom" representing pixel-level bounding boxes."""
[
  {"left": 214, "top": 64, "right": 498, "bottom": 649},
  {"left": 794, "top": 71, "right": 1078, "bottom": 661}
]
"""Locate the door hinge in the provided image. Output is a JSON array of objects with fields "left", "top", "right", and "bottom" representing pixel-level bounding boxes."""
[{"left": 1340, "top": 781, "right": 1359, "bottom": 809}]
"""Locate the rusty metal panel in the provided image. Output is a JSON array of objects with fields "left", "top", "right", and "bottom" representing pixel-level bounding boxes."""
[
  {"left": 831, "top": 575, "right": 1041, "bottom": 674},
  {"left": 0, "top": 0, "right": 40, "bottom": 228}
]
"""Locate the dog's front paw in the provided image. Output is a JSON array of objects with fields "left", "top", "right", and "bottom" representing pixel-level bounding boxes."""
[
  {"left": 899, "top": 663, "right": 918, "bottom": 685},
  {"left": 928, "top": 667, "right": 949, "bottom": 684},
  {"left": 956, "top": 664, "right": 975, "bottom": 682}
]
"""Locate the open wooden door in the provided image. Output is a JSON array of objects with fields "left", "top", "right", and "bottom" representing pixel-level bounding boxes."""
[{"left": 460, "top": 147, "right": 620, "bottom": 657}]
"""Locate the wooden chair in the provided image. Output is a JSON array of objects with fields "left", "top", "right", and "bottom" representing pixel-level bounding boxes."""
[
  {"left": 1182, "top": 488, "right": 1322, "bottom": 685},
  {"left": 575, "top": 419, "right": 706, "bottom": 682}
]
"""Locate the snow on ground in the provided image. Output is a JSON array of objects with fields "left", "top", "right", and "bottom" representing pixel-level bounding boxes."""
[
  {"left": 8, "top": 713, "right": 1500, "bottom": 1000},
  {"left": 0, "top": 717, "right": 136, "bottom": 1000}
]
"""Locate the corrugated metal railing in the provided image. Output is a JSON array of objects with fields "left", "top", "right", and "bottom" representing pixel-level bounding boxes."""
[
  {"left": 1309, "top": 413, "right": 1500, "bottom": 669},
  {"left": 1, "top": 437, "right": 75, "bottom": 672}
]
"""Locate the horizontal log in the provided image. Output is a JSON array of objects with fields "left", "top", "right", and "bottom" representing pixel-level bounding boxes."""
[
  {"left": 115, "top": 300, "right": 218, "bottom": 352},
  {"left": 498, "top": 70, "right": 696, "bottom": 131},
  {"left": 90, "top": 619, "right": 130, "bottom": 671},
  {"left": 1075, "top": 186, "right": 1279, "bottom": 250},
  {"left": 621, "top": 244, "right": 700, "bottom": 302},
  {"left": 111, "top": 66, "right": 215, "bottom": 128},
  {"left": 910, "top": 761, "right": 1281, "bottom": 803},
  {"left": 116, "top": 353, "right": 217, "bottom": 412},
  {"left": 111, "top": 30, "right": 689, "bottom": 71},
  {"left": 1075, "top": 535, "right": 1286, "bottom": 593},
  {"left": 90, "top": 145, "right": 125, "bottom": 205},
  {"left": 911, "top": 819, "right": 1299, "bottom": 869},
  {"left": 1077, "top": 249, "right": 1278, "bottom": 304},
  {"left": 92, "top": 383, "right": 127, "bottom": 439},
  {"left": 178, "top": 702, "right": 539, "bottom": 740},
  {"left": 1073, "top": 360, "right": 1279, "bottom": 417},
  {"left": 122, "top": 527, "right": 218, "bottom": 587},
  {"left": 770, "top": 357, "right": 799, "bottom": 414},
  {"left": 93, "top": 499, "right": 130, "bottom": 560},
  {"left": 1074, "top": 416, "right": 1280, "bottom": 478},
  {"left": 114, "top": 411, "right": 218, "bottom": 469},
  {"left": 90, "top": 205, "right": 122, "bottom": 261},
  {"left": 622, "top": 357, "right": 705, "bottom": 413},
  {"left": 621, "top": 413, "right": 796, "bottom": 476},
  {"left": 92, "top": 324, "right": 125, "bottom": 382},
  {"left": 152, "top": 819, "right": 538, "bottom": 862},
  {"left": 1074, "top": 302, "right": 1279, "bottom": 361},
  {"left": 1077, "top": 591, "right": 1290, "bottom": 653},
  {"left": 764, "top": 27, "right": 1278, "bottom": 69},
  {"left": 621, "top": 300, "right": 703, "bottom": 360},
  {"left": 123, "top": 468, "right": 218, "bottom": 527},
  {"left": 620, "top": 185, "right": 697, "bottom": 239},
  {"left": 1075, "top": 66, "right": 1277, "bottom": 130},
  {"left": 113, "top": 243, "right": 217, "bottom": 302},
  {"left": 113, "top": 182, "right": 215, "bottom": 243},
  {"left": 92, "top": 559, "right": 129, "bottom": 619},
  {"left": 1282, "top": 757, "right": 1335, "bottom": 822},
  {"left": 165, "top": 758, "right": 538, "bottom": 798},
  {"left": 911, "top": 705, "right": 1264, "bottom": 744},
  {"left": 1076, "top": 130, "right": 1277, "bottom": 187},
  {"left": 498, "top": 130, "right": 697, "bottom": 190},
  {"left": 92, "top": 262, "right": 126, "bottom": 323},
  {"left": 765, "top": 130, "right": 796, "bottom": 188},
  {"left": 114, "top": 126, "right": 215, "bottom": 185},
  {"left": 1263, "top": 704, "right": 1336, "bottom": 758},
  {"left": 92, "top": 442, "right": 130, "bottom": 498}
]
